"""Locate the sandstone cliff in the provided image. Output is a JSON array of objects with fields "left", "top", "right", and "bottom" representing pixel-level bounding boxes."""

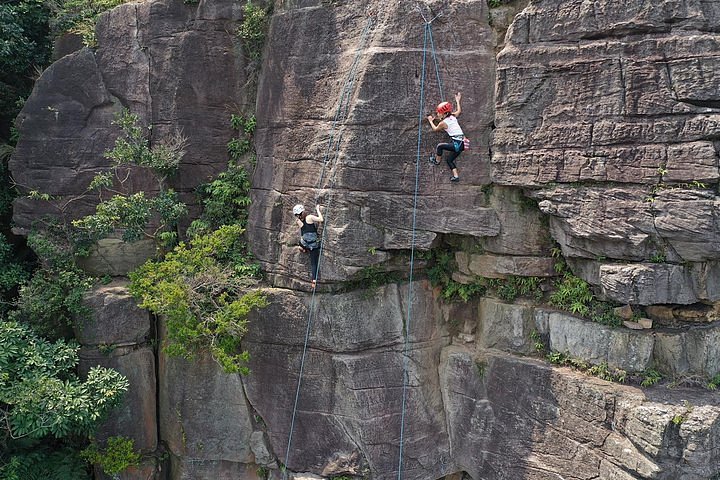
[{"left": 8, "top": 0, "right": 720, "bottom": 479}]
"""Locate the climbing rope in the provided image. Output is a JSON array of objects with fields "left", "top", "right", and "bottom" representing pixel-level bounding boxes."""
[
  {"left": 397, "top": 14, "right": 444, "bottom": 480},
  {"left": 316, "top": 16, "right": 375, "bottom": 190},
  {"left": 282, "top": 12, "right": 376, "bottom": 479}
]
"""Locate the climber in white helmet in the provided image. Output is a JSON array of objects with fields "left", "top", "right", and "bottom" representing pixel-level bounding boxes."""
[{"left": 292, "top": 203, "right": 324, "bottom": 288}]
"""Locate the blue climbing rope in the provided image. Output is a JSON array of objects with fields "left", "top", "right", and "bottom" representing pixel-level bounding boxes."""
[
  {"left": 316, "top": 18, "right": 375, "bottom": 190},
  {"left": 397, "top": 19, "right": 431, "bottom": 480},
  {"left": 427, "top": 25, "right": 445, "bottom": 102},
  {"left": 283, "top": 14, "right": 376, "bottom": 479}
]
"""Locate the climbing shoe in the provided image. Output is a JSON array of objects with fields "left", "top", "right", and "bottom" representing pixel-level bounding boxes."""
[
  {"left": 450, "top": 176, "right": 460, "bottom": 182},
  {"left": 429, "top": 153, "right": 440, "bottom": 165}
]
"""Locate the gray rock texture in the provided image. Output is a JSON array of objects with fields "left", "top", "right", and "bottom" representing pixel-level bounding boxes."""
[
  {"left": 247, "top": 0, "right": 497, "bottom": 286},
  {"left": 10, "top": 0, "right": 249, "bottom": 241},
  {"left": 9, "top": 0, "right": 720, "bottom": 479},
  {"left": 75, "top": 279, "right": 151, "bottom": 346},
  {"left": 494, "top": 0, "right": 720, "bottom": 300}
]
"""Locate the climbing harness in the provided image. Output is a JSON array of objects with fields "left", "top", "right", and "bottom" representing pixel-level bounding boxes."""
[{"left": 282, "top": 11, "right": 377, "bottom": 480}]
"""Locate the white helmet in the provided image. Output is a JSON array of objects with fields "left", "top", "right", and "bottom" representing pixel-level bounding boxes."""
[{"left": 292, "top": 204, "right": 305, "bottom": 215}]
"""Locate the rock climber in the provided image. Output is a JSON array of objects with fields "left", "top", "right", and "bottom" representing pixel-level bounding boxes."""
[
  {"left": 427, "top": 92, "right": 468, "bottom": 182},
  {"left": 293, "top": 204, "right": 324, "bottom": 288}
]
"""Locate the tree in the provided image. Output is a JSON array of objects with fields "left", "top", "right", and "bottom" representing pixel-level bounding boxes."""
[
  {"left": 0, "top": 321, "right": 129, "bottom": 478},
  {"left": 0, "top": 0, "right": 52, "bottom": 141}
]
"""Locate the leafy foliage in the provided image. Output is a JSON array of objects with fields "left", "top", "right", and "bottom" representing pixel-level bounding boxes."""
[
  {"left": 47, "top": 0, "right": 129, "bottom": 46},
  {"left": 0, "top": 446, "right": 90, "bottom": 480},
  {"left": 71, "top": 109, "right": 187, "bottom": 248},
  {"left": 129, "top": 225, "right": 266, "bottom": 374},
  {"left": 343, "top": 265, "right": 403, "bottom": 295},
  {"left": 547, "top": 350, "right": 627, "bottom": 383},
  {"left": 0, "top": 0, "right": 52, "bottom": 141},
  {"left": 227, "top": 113, "right": 256, "bottom": 162},
  {"left": 640, "top": 369, "right": 663, "bottom": 387},
  {"left": 707, "top": 373, "right": 720, "bottom": 391},
  {"left": 549, "top": 271, "right": 622, "bottom": 326},
  {"left": 80, "top": 436, "right": 140, "bottom": 476},
  {"left": 9, "top": 231, "right": 93, "bottom": 339},
  {"left": 0, "top": 321, "right": 128, "bottom": 440},
  {"left": 0, "top": 233, "right": 31, "bottom": 305},
  {"left": 486, "top": 276, "right": 543, "bottom": 302},
  {"left": 187, "top": 166, "right": 252, "bottom": 237},
  {"left": 237, "top": 1, "right": 271, "bottom": 61}
]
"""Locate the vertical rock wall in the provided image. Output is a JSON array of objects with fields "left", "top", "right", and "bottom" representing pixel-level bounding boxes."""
[
  {"left": 7, "top": 0, "right": 720, "bottom": 479},
  {"left": 247, "top": 0, "right": 497, "bottom": 287},
  {"left": 493, "top": 0, "right": 720, "bottom": 306}
]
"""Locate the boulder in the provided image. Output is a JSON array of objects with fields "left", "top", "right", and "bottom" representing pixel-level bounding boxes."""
[
  {"left": 456, "top": 251, "right": 556, "bottom": 279},
  {"left": 10, "top": 0, "right": 248, "bottom": 235},
  {"left": 546, "top": 312, "right": 654, "bottom": 371},
  {"left": 75, "top": 280, "right": 151, "bottom": 346}
]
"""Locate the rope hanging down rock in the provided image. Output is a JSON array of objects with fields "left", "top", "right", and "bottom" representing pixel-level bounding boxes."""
[
  {"left": 397, "top": 15, "right": 446, "bottom": 480},
  {"left": 282, "top": 11, "right": 376, "bottom": 479}
]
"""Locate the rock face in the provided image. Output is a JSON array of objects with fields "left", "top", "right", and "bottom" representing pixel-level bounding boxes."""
[
  {"left": 10, "top": 0, "right": 249, "bottom": 236},
  {"left": 494, "top": 0, "right": 720, "bottom": 302},
  {"left": 247, "top": 0, "right": 497, "bottom": 286},
  {"left": 10, "top": 0, "right": 720, "bottom": 479}
]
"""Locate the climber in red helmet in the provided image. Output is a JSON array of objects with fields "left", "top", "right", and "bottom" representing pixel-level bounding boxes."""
[{"left": 427, "top": 92, "right": 467, "bottom": 182}]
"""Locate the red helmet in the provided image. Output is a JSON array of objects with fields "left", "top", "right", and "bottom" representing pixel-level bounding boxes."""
[{"left": 436, "top": 101, "right": 453, "bottom": 115}]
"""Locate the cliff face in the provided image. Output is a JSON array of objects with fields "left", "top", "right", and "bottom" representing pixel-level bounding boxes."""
[
  {"left": 8, "top": 0, "right": 720, "bottom": 479},
  {"left": 493, "top": 0, "right": 720, "bottom": 307},
  {"left": 248, "top": 0, "right": 497, "bottom": 288}
]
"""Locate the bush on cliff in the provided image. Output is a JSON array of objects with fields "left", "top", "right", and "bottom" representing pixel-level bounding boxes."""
[
  {"left": 0, "top": 321, "right": 129, "bottom": 479},
  {"left": 129, "top": 224, "right": 266, "bottom": 374}
]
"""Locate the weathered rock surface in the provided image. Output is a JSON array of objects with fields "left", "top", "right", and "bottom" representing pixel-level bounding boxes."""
[
  {"left": 77, "top": 281, "right": 158, "bottom": 466},
  {"left": 243, "top": 284, "right": 451, "bottom": 480},
  {"left": 494, "top": 0, "right": 720, "bottom": 302},
  {"left": 159, "top": 327, "right": 258, "bottom": 479},
  {"left": 248, "top": 0, "right": 497, "bottom": 286},
  {"left": 79, "top": 346, "right": 157, "bottom": 452},
  {"left": 481, "top": 297, "right": 720, "bottom": 379},
  {"left": 11, "top": 0, "right": 720, "bottom": 479},
  {"left": 442, "top": 349, "right": 720, "bottom": 480},
  {"left": 75, "top": 279, "right": 151, "bottom": 346},
  {"left": 10, "top": 0, "right": 249, "bottom": 242}
]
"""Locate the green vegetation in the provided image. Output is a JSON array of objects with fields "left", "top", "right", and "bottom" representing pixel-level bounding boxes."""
[
  {"left": 640, "top": 368, "right": 663, "bottom": 387},
  {"left": 71, "top": 109, "right": 187, "bottom": 249},
  {"left": 424, "top": 247, "right": 543, "bottom": 303},
  {"left": 549, "top": 250, "right": 622, "bottom": 326},
  {"left": 237, "top": 1, "right": 271, "bottom": 61},
  {"left": 0, "top": 0, "right": 52, "bottom": 141},
  {"left": 10, "top": 230, "right": 93, "bottom": 339},
  {"left": 530, "top": 330, "right": 545, "bottom": 353},
  {"left": 547, "top": 351, "right": 627, "bottom": 383},
  {"left": 671, "top": 401, "right": 694, "bottom": 426},
  {"left": 187, "top": 114, "right": 255, "bottom": 238},
  {"left": 129, "top": 225, "right": 266, "bottom": 374},
  {"left": 707, "top": 373, "right": 720, "bottom": 391},
  {"left": 343, "top": 265, "right": 403, "bottom": 295},
  {"left": 0, "top": 321, "right": 128, "bottom": 479},
  {"left": 475, "top": 360, "right": 487, "bottom": 378},
  {"left": 0, "top": 446, "right": 89, "bottom": 480},
  {"left": 549, "top": 272, "right": 622, "bottom": 326},
  {"left": 47, "top": 0, "right": 129, "bottom": 46},
  {"left": 81, "top": 436, "right": 140, "bottom": 476},
  {"left": 649, "top": 252, "right": 666, "bottom": 263},
  {"left": 228, "top": 113, "right": 256, "bottom": 161},
  {"left": 487, "top": 275, "right": 543, "bottom": 302}
]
